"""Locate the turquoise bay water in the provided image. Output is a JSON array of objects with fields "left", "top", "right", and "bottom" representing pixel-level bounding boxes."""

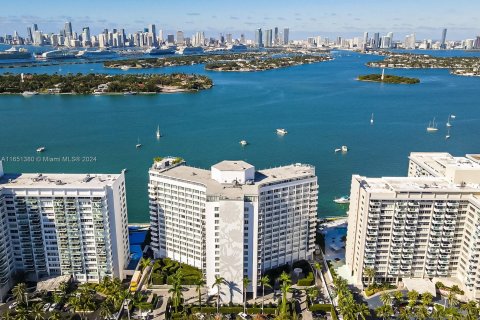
[{"left": 1, "top": 51, "right": 480, "bottom": 222}]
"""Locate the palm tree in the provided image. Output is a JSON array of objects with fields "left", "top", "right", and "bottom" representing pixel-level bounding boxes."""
[
  {"left": 280, "top": 280, "right": 292, "bottom": 316},
  {"left": 446, "top": 291, "right": 458, "bottom": 308},
  {"left": 380, "top": 292, "right": 392, "bottom": 306},
  {"left": 59, "top": 281, "right": 69, "bottom": 295},
  {"left": 431, "top": 306, "right": 447, "bottom": 320},
  {"left": 363, "top": 267, "right": 376, "bottom": 287},
  {"left": 12, "top": 282, "right": 27, "bottom": 305},
  {"left": 393, "top": 290, "right": 403, "bottom": 306},
  {"left": 398, "top": 308, "right": 410, "bottom": 320},
  {"left": 99, "top": 301, "right": 113, "bottom": 320},
  {"left": 242, "top": 276, "right": 251, "bottom": 314},
  {"left": 14, "top": 305, "right": 29, "bottom": 320},
  {"left": 415, "top": 305, "right": 428, "bottom": 320},
  {"left": 168, "top": 279, "right": 183, "bottom": 314},
  {"left": 306, "top": 287, "right": 319, "bottom": 304},
  {"left": 48, "top": 312, "right": 61, "bottom": 320},
  {"left": 314, "top": 262, "right": 322, "bottom": 285},
  {"left": 1, "top": 310, "right": 14, "bottom": 320},
  {"left": 407, "top": 290, "right": 419, "bottom": 308},
  {"left": 194, "top": 276, "right": 206, "bottom": 312},
  {"left": 375, "top": 305, "right": 393, "bottom": 320},
  {"left": 421, "top": 292, "right": 433, "bottom": 307},
  {"left": 139, "top": 257, "right": 152, "bottom": 271},
  {"left": 461, "top": 301, "right": 479, "bottom": 320},
  {"left": 355, "top": 303, "right": 370, "bottom": 320},
  {"left": 258, "top": 275, "right": 271, "bottom": 314},
  {"left": 279, "top": 271, "right": 291, "bottom": 285},
  {"left": 31, "top": 303, "right": 44, "bottom": 320},
  {"left": 212, "top": 276, "right": 226, "bottom": 315},
  {"left": 445, "top": 307, "right": 462, "bottom": 320}
]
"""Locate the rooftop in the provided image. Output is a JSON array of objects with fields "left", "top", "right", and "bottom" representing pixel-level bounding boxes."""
[
  {"left": 0, "top": 172, "right": 121, "bottom": 189},
  {"left": 150, "top": 158, "right": 316, "bottom": 198},
  {"left": 410, "top": 152, "right": 480, "bottom": 177},
  {"left": 212, "top": 160, "right": 254, "bottom": 171},
  {"left": 356, "top": 175, "right": 480, "bottom": 194}
]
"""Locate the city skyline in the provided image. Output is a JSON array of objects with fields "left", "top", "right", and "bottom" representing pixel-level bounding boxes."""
[{"left": 1, "top": 0, "right": 479, "bottom": 40}]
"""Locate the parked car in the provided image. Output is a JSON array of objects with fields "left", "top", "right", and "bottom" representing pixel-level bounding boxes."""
[
  {"left": 43, "top": 303, "right": 51, "bottom": 312},
  {"left": 48, "top": 303, "right": 57, "bottom": 312},
  {"left": 237, "top": 312, "right": 251, "bottom": 320},
  {"left": 8, "top": 302, "right": 18, "bottom": 310}
]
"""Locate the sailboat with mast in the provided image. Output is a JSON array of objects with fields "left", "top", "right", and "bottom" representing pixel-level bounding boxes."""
[
  {"left": 446, "top": 114, "right": 453, "bottom": 127},
  {"left": 156, "top": 125, "right": 161, "bottom": 139},
  {"left": 370, "top": 113, "right": 374, "bottom": 125},
  {"left": 426, "top": 117, "right": 438, "bottom": 132}
]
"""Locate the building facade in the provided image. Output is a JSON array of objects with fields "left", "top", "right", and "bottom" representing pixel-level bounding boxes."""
[
  {"left": 346, "top": 152, "right": 480, "bottom": 300},
  {"left": 0, "top": 162, "right": 130, "bottom": 301},
  {"left": 149, "top": 158, "right": 317, "bottom": 303}
]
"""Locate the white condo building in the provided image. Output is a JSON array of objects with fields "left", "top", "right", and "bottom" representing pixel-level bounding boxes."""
[
  {"left": 0, "top": 161, "right": 130, "bottom": 300},
  {"left": 346, "top": 152, "right": 480, "bottom": 300},
  {"left": 149, "top": 158, "right": 318, "bottom": 303}
]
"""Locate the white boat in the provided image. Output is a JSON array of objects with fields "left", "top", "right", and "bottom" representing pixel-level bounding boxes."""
[
  {"left": 120, "top": 66, "right": 130, "bottom": 71},
  {"left": 36, "top": 147, "right": 45, "bottom": 152},
  {"left": 121, "top": 168, "right": 128, "bottom": 173},
  {"left": 39, "top": 50, "right": 76, "bottom": 60},
  {"left": 156, "top": 125, "right": 161, "bottom": 139},
  {"left": 0, "top": 47, "right": 32, "bottom": 61},
  {"left": 370, "top": 113, "right": 374, "bottom": 125},
  {"left": 146, "top": 46, "right": 177, "bottom": 55},
  {"left": 446, "top": 127, "right": 451, "bottom": 140},
  {"left": 22, "top": 91, "right": 38, "bottom": 97},
  {"left": 276, "top": 128, "right": 288, "bottom": 135},
  {"left": 450, "top": 115, "right": 456, "bottom": 119},
  {"left": 341, "top": 145, "right": 348, "bottom": 152},
  {"left": 240, "top": 140, "right": 248, "bottom": 146},
  {"left": 76, "top": 49, "right": 118, "bottom": 59},
  {"left": 334, "top": 196, "right": 350, "bottom": 204},
  {"left": 334, "top": 148, "right": 341, "bottom": 153},
  {"left": 136, "top": 138, "right": 142, "bottom": 148},
  {"left": 426, "top": 118, "right": 438, "bottom": 132},
  {"left": 123, "top": 91, "right": 137, "bottom": 95}
]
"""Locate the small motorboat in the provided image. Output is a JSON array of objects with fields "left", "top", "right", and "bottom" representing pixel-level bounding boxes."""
[
  {"left": 22, "top": 91, "right": 38, "bottom": 97},
  {"left": 240, "top": 140, "right": 248, "bottom": 146},
  {"left": 36, "top": 146, "right": 46, "bottom": 152},
  {"left": 276, "top": 128, "right": 288, "bottom": 135},
  {"left": 334, "top": 196, "right": 350, "bottom": 204}
]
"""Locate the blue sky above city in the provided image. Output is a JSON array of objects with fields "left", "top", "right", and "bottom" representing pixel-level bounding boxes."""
[{"left": 1, "top": 0, "right": 479, "bottom": 40}]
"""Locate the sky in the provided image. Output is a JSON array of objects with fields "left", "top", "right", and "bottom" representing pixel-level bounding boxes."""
[{"left": 1, "top": 0, "right": 479, "bottom": 41}]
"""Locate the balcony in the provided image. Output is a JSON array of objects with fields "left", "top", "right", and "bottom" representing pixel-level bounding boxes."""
[{"left": 367, "top": 231, "right": 378, "bottom": 237}]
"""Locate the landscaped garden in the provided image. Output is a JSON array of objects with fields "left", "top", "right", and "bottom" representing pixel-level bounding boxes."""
[
  {"left": 150, "top": 258, "right": 203, "bottom": 285},
  {"left": 1, "top": 276, "right": 153, "bottom": 320}
]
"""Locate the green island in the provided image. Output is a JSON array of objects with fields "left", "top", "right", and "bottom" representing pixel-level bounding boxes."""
[
  {"left": 367, "top": 53, "right": 480, "bottom": 77},
  {"left": 104, "top": 52, "right": 269, "bottom": 69},
  {"left": 0, "top": 73, "right": 213, "bottom": 94},
  {"left": 104, "top": 53, "right": 332, "bottom": 72},
  {"left": 358, "top": 73, "right": 420, "bottom": 84},
  {"left": 205, "top": 55, "right": 332, "bottom": 72}
]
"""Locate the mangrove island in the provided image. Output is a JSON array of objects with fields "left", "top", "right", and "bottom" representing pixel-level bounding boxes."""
[
  {"left": 367, "top": 53, "right": 480, "bottom": 77},
  {"left": 0, "top": 73, "right": 213, "bottom": 95},
  {"left": 104, "top": 53, "right": 332, "bottom": 72},
  {"left": 358, "top": 74, "right": 420, "bottom": 84},
  {"left": 205, "top": 55, "right": 332, "bottom": 72}
]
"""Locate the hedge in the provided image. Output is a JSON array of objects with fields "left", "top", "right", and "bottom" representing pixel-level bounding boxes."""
[
  {"left": 309, "top": 304, "right": 337, "bottom": 320},
  {"left": 297, "top": 272, "right": 314, "bottom": 286},
  {"left": 190, "top": 306, "right": 277, "bottom": 315}
]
